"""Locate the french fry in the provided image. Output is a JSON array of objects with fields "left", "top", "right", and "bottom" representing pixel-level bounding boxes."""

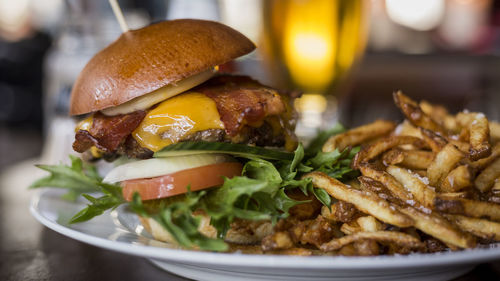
[
  {"left": 353, "top": 240, "right": 380, "bottom": 256},
  {"left": 387, "top": 165, "right": 436, "bottom": 209},
  {"left": 341, "top": 221, "right": 361, "bottom": 235},
  {"left": 456, "top": 111, "right": 475, "bottom": 128},
  {"left": 358, "top": 164, "right": 413, "bottom": 203},
  {"left": 399, "top": 207, "right": 476, "bottom": 248},
  {"left": 448, "top": 140, "right": 470, "bottom": 154},
  {"left": 427, "top": 143, "right": 464, "bottom": 187},
  {"left": 490, "top": 121, "right": 500, "bottom": 143},
  {"left": 439, "top": 192, "right": 468, "bottom": 199},
  {"left": 393, "top": 91, "right": 445, "bottom": 134},
  {"left": 353, "top": 136, "right": 426, "bottom": 168},
  {"left": 320, "top": 231, "right": 424, "bottom": 252},
  {"left": 445, "top": 214, "right": 500, "bottom": 241},
  {"left": 394, "top": 120, "right": 423, "bottom": 138},
  {"left": 357, "top": 216, "right": 383, "bottom": 232},
  {"left": 434, "top": 196, "right": 500, "bottom": 222},
  {"left": 383, "top": 149, "right": 434, "bottom": 170},
  {"left": 468, "top": 113, "right": 491, "bottom": 160},
  {"left": 358, "top": 175, "right": 403, "bottom": 205},
  {"left": 419, "top": 100, "right": 448, "bottom": 120},
  {"left": 493, "top": 177, "right": 500, "bottom": 191},
  {"left": 306, "top": 172, "right": 414, "bottom": 227},
  {"left": 469, "top": 143, "right": 500, "bottom": 171},
  {"left": 322, "top": 120, "right": 396, "bottom": 153},
  {"left": 400, "top": 150, "right": 434, "bottom": 170},
  {"left": 382, "top": 148, "right": 404, "bottom": 166},
  {"left": 419, "top": 100, "right": 459, "bottom": 133},
  {"left": 338, "top": 244, "right": 357, "bottom": 256},
  {"left": 440, "top": 165, "right": 471, "bottom": 192},
  {"left": 419, "top": 128, "right": 447, "bottom": 153},
  {"left": 474, "top": 158, "right": 500, "bottom": 193}
]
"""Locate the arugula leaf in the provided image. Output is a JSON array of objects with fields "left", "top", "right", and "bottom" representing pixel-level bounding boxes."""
[
  {"left": 31, "top": 156, "right": 125, "bottom": 223},
  {"left": 290, "top": 143, "right": 305, "bottom": 172},
  {"left": 309, "top": 186, "right": 331, "bottom": 208},
  {"left": 307, "top": 149, "right": 345, "bottom": 168},
  {"left": 70, "top": 192, "right": 123, "bottom": 223},
  {"left": 30, "top": 155, "right": 102, "bottom": 199}
]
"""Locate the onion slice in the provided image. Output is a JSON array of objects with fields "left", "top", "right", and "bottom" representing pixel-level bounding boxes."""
[{"left": 103, "top": 153, "right": 232, "bottom": 183}]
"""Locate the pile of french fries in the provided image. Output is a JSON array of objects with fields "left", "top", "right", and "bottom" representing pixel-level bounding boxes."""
[{"left": 306, "top": 92, "right": 500, "bottom": 255}]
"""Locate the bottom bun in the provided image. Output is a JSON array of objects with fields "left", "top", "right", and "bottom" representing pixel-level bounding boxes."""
[{"left": 139, "top": 213, "right": 273, "bottom": 246}]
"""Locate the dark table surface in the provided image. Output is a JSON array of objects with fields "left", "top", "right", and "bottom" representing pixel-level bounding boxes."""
[{"left": 1, "top": 53, "right": 500, "bottom": 281}]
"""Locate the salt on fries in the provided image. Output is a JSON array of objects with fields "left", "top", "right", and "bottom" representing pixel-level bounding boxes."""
[{"left": 293, "top": 91, "right": 499, "bottom": 256}]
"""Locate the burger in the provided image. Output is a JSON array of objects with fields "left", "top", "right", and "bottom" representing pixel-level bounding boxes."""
[{"left": 64, "top": 19, "right": 301, "bottom": 247}]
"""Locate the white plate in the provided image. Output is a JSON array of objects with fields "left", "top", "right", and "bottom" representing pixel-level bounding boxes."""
[{"left": 30, "top": 189, "right": 500, "bottom": 281}]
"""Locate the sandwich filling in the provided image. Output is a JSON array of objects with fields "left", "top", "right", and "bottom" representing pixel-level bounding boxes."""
[{"left": 72, "top": 75, "right": 297, "bottom": 160}]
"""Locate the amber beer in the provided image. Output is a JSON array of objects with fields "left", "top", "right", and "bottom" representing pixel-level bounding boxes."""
[{"left": 261, "top": 0, "right": 367, "bottom": 95}]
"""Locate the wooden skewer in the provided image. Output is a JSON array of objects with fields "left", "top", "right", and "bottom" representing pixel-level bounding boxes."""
[{"left": 109, "top": 0, "right": 129, "bottom": 32}]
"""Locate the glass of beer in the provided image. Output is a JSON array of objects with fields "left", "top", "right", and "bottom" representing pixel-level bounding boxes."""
[{"left": 260, "top": 0, "right": 368, "bottom": 137}]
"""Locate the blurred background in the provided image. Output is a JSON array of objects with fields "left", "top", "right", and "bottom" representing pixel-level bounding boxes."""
[{"left": 1, "top": 0, "right": 500, "bottom": 167}]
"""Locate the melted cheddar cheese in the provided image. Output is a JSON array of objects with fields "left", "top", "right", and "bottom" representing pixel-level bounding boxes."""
[
  {"left": 75, "top": 115, "right": 93, "bottom": 132},
  {"left": 132, "top": 92, "right": 224, "bottom": 152}
]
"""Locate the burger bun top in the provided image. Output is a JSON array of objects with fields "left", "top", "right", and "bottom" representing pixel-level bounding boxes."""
[{"left": 69, "top": 19, "right": 255, "bottom": 115}]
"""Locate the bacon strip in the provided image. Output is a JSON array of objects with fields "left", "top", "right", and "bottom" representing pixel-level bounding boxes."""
[
  {"left": 73, "top": 111, "right": 146, "bottom": 152},
  {"left": 195, "top": 75, "right": 286, "bottom": 136}
]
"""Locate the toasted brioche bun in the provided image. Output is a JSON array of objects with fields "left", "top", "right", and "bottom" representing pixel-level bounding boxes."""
[{"left": 69, "top": 19, "right": 255, "bottom": 115}]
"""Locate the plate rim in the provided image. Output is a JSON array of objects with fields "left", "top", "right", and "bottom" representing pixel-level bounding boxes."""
[{"left": 30, "top": 189, "right": 500, "bottom": 270}]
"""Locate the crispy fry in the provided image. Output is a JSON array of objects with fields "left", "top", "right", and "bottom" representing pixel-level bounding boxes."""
[
  {"left": 357, "top": 216, "right": 383, "bottom": 232},
  {"left": 261, "top": 231, "right": 294, "bottom": 251},
  {"left": 358, "top": 175, "right": 403, "bottom": 204},
  {"left": 439, "top": 192, "right": 469, "bottom": 199},
  {"left": 320, "top": 231, "right": 424, "bottom": 252},
  {"left": 474, "top": 158, "right": 500, "bottom": 193},
  {"left": 353, "top": 240, "right": 380, "bottom": 256},
  {"left": 469, "top": 113, "right": 491, "bottom": 160},
  {"left": 387, "top": 165, "right": 436, "bottom": 209},
  {"left": 440, "top": 165, "right": 471, "bottom": 192},
  {"left": 490, "top": 121, "right": 500, "bottom": 143},
  {"left": 448, "top": 140, "right": 470, "bottom": 154},
  {"left": 419, "top": 128, "right": 447, "bottom": 153},
  {"left": 469, "top": 143, "right": 500, "bottom": 171},
  {"left": 341, "top": 221, "right": 361, "bottom": 235},
  {"left": 382, "top": 148, "right": 404, "bottom": 166},
  {"left": 338, "top": 244, "right": 357, "bottom": 256},
  {"left": 420, "top": 100, "right": 459, "bottom": 133},
  {"left": 445, "top": 214, "right": 500, "bottom": 241},
  {"left": 493, "top": 177, "right": 500, "bottom": 191},
  {"left": 353, "top": 136, "right": 426, "bottom": 168},
  {"left": 383, "top": 149, "right": 434, "bottom": 170},
  {"left": 419, "top": 100, "right": 448, "bottom": 120},
  {"left": 399, "top": 207, "right": 476, "bottom": 248},
  {"left": 434, "top": 196, "right": 500, "bottom": 222},
  {"left": 394, "top": 120, "right": 423, "bottom": 138},
  {"left": 322, "top": 120, "right": 396, "bottom": 153},
  {"left": 358, "top": 164, "right": 413, "bottom": 203},
  {"left": 306, "top": 172, "right": 414, "bottom": 227},
  {"left": 393, "top": 91, "right": 445, "bottom": 134},
  {"left": 427, "top": 143, "right": 464, "bottom": 187},
  {"left": 400, "top": 150, "right": 434, "bottom": 170},
  {"left": 321, "top": 201, "right": 360, "bottom": 223}
]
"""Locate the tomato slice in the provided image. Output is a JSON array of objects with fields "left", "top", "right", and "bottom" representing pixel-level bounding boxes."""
[{"left": 121, "top": 162, "right": 242, "bottom": 201}]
